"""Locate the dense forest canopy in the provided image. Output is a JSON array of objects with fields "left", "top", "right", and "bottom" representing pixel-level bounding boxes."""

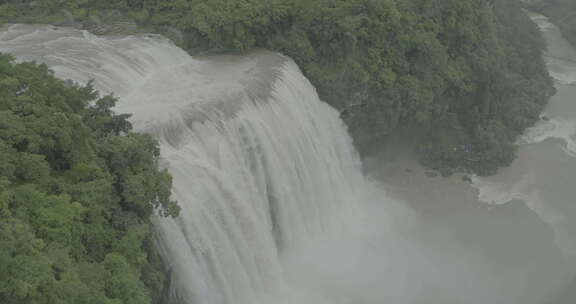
[
  {"left": 0, "top": 54, "right": 179, "bottom": 304},
  {"left": 0, "top": 0, "right": 554, "bottom": 175}
]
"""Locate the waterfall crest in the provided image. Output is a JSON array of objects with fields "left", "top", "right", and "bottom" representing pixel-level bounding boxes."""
[{"left": 0, "top": 24, "right": 366, "bottom": 303}]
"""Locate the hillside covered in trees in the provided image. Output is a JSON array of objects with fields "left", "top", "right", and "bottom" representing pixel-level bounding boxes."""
[
  {"left": 2, "top": 0, "right": 558, "bottom": 176},
  {"left": 0, "top": 0, "right": 554, "bottom": 176},
  {"left": 0, "top": 54, "right": 179, "bottom": 304}
]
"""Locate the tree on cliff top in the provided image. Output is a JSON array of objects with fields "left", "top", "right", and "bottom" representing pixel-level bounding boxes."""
[{"left": 0, "top": 54, "right": 178, "bottom": 304}]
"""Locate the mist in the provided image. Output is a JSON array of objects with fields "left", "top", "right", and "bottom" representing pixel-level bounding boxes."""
[{"left": 259, "top": 173, "right": 572, "bottom": 304}]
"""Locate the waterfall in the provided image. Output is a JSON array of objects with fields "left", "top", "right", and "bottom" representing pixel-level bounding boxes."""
[{"left": 0, "top": 24, "right": 366, "bottom": 303}]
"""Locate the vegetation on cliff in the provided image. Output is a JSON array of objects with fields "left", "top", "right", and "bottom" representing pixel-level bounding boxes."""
[
  {"left": 0, "top": 0, "right": 554, "bottom": 176},
  {"left": 0, "top": 54, "right": 179, "bottom": 304}
]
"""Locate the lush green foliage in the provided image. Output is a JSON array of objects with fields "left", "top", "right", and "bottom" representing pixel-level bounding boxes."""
[
  {"left": 0, "top": 54, "right": 178, "bottom": 304},
  {"left": 0, "top": 0, "right": 554, "bottom": 175}
]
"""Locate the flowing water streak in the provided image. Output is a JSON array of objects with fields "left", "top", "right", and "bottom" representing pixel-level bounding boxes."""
[{"left": 0, "top": 24, "right": 366, "bottom": 303}]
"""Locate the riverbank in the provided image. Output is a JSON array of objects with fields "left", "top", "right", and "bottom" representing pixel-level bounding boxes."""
[{"left": 365, "top": 10, "right": 576, "bottom": 304}]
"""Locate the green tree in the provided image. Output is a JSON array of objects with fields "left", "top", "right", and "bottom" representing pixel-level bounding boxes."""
[{"left": 0, "top": 54, "right": 178, "bottom": 304}]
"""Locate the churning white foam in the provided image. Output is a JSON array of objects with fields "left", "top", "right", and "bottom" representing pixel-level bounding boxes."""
[{"left": 0, "top": 23, "right": 376, "bottom": 304}]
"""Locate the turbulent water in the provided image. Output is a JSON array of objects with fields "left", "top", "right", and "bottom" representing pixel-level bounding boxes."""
[{"left": 0, "top": 24, "right": 369, "bottom": 303}]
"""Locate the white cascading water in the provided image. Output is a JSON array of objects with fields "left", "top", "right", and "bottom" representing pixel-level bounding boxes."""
[{"left": 0, "top": 24, "right": 365, "bottom": 303}]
